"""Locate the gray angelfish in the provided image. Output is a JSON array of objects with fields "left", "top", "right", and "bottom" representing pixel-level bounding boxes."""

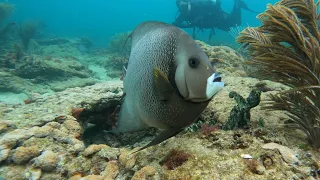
[{"left": 113, "top": 21, "right": 224, "bottom": 152}]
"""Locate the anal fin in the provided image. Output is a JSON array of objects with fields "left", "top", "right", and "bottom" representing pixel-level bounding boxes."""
[{"left": 131, "top": 127, "right": 183, "bottom": 153}]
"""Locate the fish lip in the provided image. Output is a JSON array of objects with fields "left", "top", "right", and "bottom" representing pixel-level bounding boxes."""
[
  {"left": 208, "top": 73, "right": 222, "bottom": 85},
  {"left": 206, "top": 73, "right": 224, "bottom": 99}
]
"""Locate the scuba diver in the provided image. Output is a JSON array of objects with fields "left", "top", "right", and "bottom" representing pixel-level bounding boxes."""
[
  {"left": 173, "top": 0, "right": 221, "bottom": 28},
  {"left": 173, "top": 0, "right": 258, "bottom": 41}
]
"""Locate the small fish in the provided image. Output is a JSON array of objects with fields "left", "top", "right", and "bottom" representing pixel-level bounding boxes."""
[{"left": 114, "top": 21, "right": 224, "bottom": 152}]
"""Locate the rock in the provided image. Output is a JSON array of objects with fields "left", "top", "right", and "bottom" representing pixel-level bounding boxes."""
[
  {"left": 101, "top": 161, "right": 119, "bottom": 179},
  {"left": 11, "top": 146, "right": 40, "bottom": 164},
  {"left": 25, "top": 167, "right": 42, "bottom": 180},
  {"left": 255, "top": 164, "right": 266, "bottom": 175},
  {"left": 0, "top": 166, "right": 26, "bottom": 179},
  {"left": 71, "top": 142, "right": 86, "bottom": 154},
  {"left": 46, "top": 121, "right": 61, "bottom": 129},
  {"left": 119, "top": 148, "right": 136, "bottom": 169},
  {"left": 80, "top": 175, "right": 104, "bottom": 180},
  {"left": 83, "top": 144, "right": 109, "bottom": 157},
  {"left": 70, "top": 174, "right": 82, "bottom": 180},
  {"left": 97, "top": 147, "right": 120, "bottom": 160},
  {"left": 51, "top": 129, "right": 69, "bottom": 143},
  {"left": 294, "top": 166, "right": 312, "bottom": 179},
  {"left": 0, "top": 121, "right": 15, "bottom": 134},
  {"left": 34, "top": 150, "right": 59, "bottom": 172},
  {"left": 62, "top": 120, "right": 83, "bottom": 138},
  {"left": 31, "top": 125, "right": 54, "bottom": 138},
  {"left": 131, "top": 166, "right": 157, "bottom": 180},
  {"left": 244, "top": 159, "right": 265, "bottom": 175},
  {"left": 0, "top": 147, "right": 10, "bottom": 163},
  {"left": 67, "top": 137, "right": 83, "bottom": 145},
  {"left": 0, "top": 129, "right": 34, "bottom": 149},
  {"left": 262, "top": 143, "right": 299, "bottom": 164}
]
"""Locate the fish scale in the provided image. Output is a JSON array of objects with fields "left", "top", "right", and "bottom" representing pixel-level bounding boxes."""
[{"left": 127, "top": 28, "right": 179, "bottom": 128}]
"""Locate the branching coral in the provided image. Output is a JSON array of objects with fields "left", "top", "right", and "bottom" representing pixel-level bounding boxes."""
[{"left": 236, "top": 0, "right": 320, "bottom": 148}]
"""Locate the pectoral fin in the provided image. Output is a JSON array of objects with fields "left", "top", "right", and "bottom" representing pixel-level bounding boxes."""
[
  {"left": 153, "top": 67, "right": 175, "bottom": 101},
  {"left": 132, "top": 127, "right": 183, "bottom": 153}
]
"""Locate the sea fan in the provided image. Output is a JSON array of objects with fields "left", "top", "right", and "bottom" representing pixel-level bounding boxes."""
[{"left": 236, "top": 0, "right": 320, "bottom": 148}]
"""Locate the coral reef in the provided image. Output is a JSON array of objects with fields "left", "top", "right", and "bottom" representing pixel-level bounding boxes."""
[
  {"left": 1, "top": 4, "right": 320, "bottom": 177},
  {"left": 223, "top": 90, "right": 261, "bottom": 130},
  {"left": 0, "top": 76, "right": 319, "bottom": 179},
  {"left": 237, "top": 0, "right": 320, "bottom": 148}
]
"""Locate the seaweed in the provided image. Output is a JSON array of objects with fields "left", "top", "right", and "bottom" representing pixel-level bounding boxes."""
[
  {"left": 223, "top": 90, "right": 261, "bottom": 130},
  {"left": 159, "top": 149, "right": 191, "bottom": 170},
  {"left": 236, "top": 0, "right": 320, "bottom": 148}
]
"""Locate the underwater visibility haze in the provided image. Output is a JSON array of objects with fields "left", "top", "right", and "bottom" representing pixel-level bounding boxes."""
[{"left": 0, "top": 0, "right": 320, "bottom": 179}]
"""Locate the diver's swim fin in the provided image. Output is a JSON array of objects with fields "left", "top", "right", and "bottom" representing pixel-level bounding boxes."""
[
  {"left": 131, "top": 127, "right": 183, "bottom": 153},
  {"left": 238, "top": 0, "right": 259, "bottom": 14}
]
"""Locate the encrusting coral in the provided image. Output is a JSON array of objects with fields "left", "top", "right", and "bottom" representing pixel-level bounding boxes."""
[{"left": 237, "top": 0, "right": 320, "bottom": 148}]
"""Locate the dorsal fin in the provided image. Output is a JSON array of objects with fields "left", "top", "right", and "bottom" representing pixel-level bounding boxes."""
[{"left": 130, "top": 21, "right": 172, "bottom": 47}]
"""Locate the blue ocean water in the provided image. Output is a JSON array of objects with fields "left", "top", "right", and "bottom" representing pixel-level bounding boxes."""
[
  {"left": 0, "top": 0, "right": 280, "bottom": 105},
  {"left": 7, "top": 0, "right": 278, "bottom": 46}
]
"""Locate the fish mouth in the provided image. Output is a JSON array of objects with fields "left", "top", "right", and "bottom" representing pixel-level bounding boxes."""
[
  {"left": 205, "top": 73, "right": 224, "bottom": 99},
  {"left": 211, "top": 73, "right": 222, "bottom": 83}
]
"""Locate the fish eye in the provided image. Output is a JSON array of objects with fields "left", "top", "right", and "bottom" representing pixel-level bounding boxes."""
[{"left": 188, "top": 57, "right": 200, "bottom": 68}]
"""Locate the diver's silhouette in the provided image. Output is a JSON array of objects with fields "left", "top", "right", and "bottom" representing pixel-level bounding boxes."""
[{"left": 173, "top": 0, "right": 258, "bottom": 42}]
